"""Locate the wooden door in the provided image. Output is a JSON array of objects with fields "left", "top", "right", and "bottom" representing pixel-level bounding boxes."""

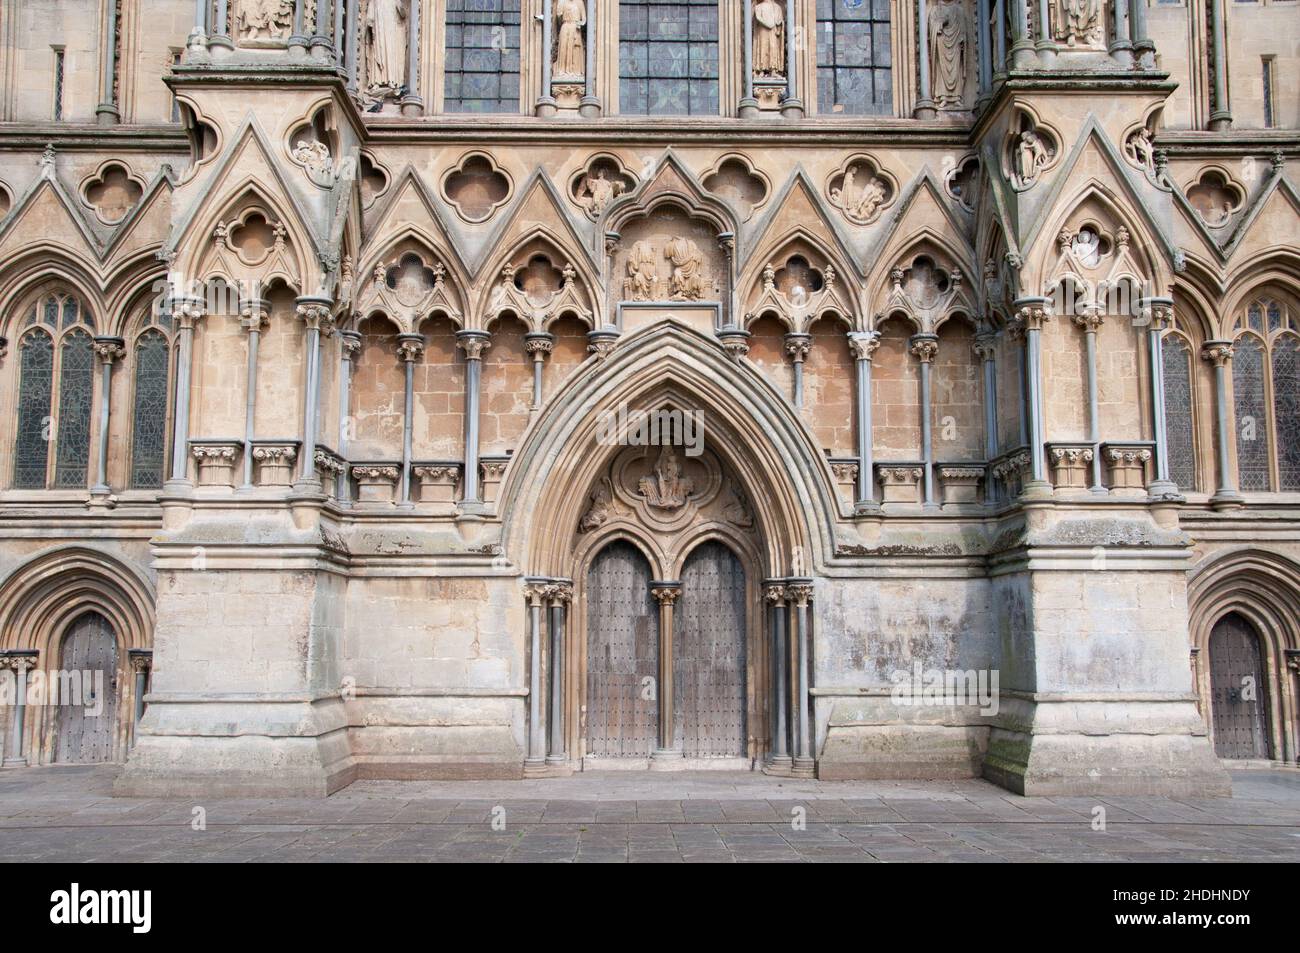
[
  {"left": 674, "top": 541, "right": 747, "bottom": 757},
  {"left": 55, "top": 611, "right": 119, "bottom": 763},
  {"left": 1209, "top": 613, "right": 1272, "bottom": 760},
  {"left": 586, "top": 541, "right": 658, "bottom": 757}
]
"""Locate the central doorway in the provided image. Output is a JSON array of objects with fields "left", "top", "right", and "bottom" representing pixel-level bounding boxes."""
[{"left": 674, "top": 541, "right": 746, "bottom": 757}]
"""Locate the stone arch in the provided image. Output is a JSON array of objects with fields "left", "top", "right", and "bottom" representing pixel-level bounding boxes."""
[
  {"left": 185, "top": 182, "right": 313, "bottom": 295},
  {"left": 739, "top": 228, "right": 862, "bottom": 333},
  {"left": 474, "top": 227, "right": 598, "bottom": 332},
  {"left": 0, "top": 255, "right": 103, "bottom": 339},
  {"left": 353, "top": 234, "right": 467, "bottom": 334},
  {"left": 1188, "top": 548, "right": 1300, "bottom": 763},
  {"left": 868, "top": 234, "right": 976, "bottom": 334}
]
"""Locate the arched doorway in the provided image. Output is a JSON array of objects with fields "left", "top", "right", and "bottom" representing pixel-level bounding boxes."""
[
  {"left": 1209, "top": 613, "right": 1273, "bottom": 760},
  {"left": 675, "top": 541, "right": 746, "bottom": 758},
  {"left": 55, "top": 611, "right": 119, "bottom": 764}
]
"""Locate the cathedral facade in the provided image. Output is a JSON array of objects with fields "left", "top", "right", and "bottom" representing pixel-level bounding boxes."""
[{"left": 0, "top": 0, "right": 1296, "bottom": 796}]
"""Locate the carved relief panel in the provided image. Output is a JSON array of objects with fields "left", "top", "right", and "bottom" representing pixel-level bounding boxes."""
[{"left": 612, "top": 206, "right": 725, "bottom": 304}]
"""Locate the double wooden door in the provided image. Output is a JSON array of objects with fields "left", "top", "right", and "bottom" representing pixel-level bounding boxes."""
[
  {"left": 586, "top": 540, "right": 747, "bottom": 760},
  {"left": 55, "top": 611, "right": 119, "bottom": 763},
  {"left": 1209, "top": 613, "right": 1272, "bottom": 760}
]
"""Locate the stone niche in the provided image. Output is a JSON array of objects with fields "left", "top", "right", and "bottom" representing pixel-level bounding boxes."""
[{"left": 613, "top": 204, "right": 726, "bottom": 333}]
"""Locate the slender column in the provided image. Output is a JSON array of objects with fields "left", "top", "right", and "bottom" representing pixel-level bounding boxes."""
[
  {"left": 238, "top": 299, "right": 269, "bottom": 490},
  {"left": 455, "top": 331, "right": 490, "bottom": 506},
  {"left": 781, "top": 0, "right": 801, "bottom": 117},
  {"left": 974, "top": 331, "right": 999, "bottom": 503},
  {"left": 976, "top": 0, "right": 992, "bottom": 92},
  {"left": 334, "top": 0, "right": 345, "bottom": 58},
  {"left": 3, "top": 656, "right": 36, "bottom": 767},
  {"left": 1010, "top": 0, "right": 1035, "bottom": 68},
  {"left": 992, "top": 0, "right": 1007, "bottom": 75},
  {"left": 1110, "top": 0, "right": 1133, "bottom": 66},
  {"left": 1208, "top": 0, "right": 1232, "bottom": 130},
  {"left": 580, "top": 0, "right": 600, "bottom": 116},
  {"left": 400, "top": 0, "right": 423, "bottom": 115},
  {"left": 915, "top": 0, "right": 935, "bottom": 117},
  {"left": 911, "top": 334, "right": 939, "bottom": 508},
  {"left": 168, "top": 297, "right": 205, "bottom": 486},
  {"left": 1035, "top": 0, "right": 1056, "bottom": 63},
  {"left": 536, "top": 0, "right": 556, "bottom": 116},
  {"left": 1014, "top": 297, "right": 1052, "bottom": 493},
  {"left": 650, "top": 583, "right": 682, "bottom": 758},
  {"left": 97, "top": 0, "right": 121, "bottom": 123},
  {"left": 787, "top": 580, "right": 814, "bottom": 776},
  {"left": 1074, "top": 309, "right": 1106, "bottom": 493},
  {"left": 1202, "top": 340, "right": 1243, "bottom": 505},
  {"left": 194, "top": 0, "right": 210, "bottom": 34},
  {"left": 784, "top": 333, "right": 811, "bottom": 408},
  {"left": 289, "top": 0, "right": 309, "bottom": 53},
  {"left": 209, "top": 0, "right": 233, "bottom": 52},
  {"left": 524, "top": 333, "right": 554, "bottom": 410},
  {"left": 849, "top": 332, "right": 881, "bottom": 512},
  {"left": 90, "top": 337, "right": 125, "bottom": 495},
  {"left": 345, "top": 0, "right": 361, "bottom": 91},
  {"left": 1130, "top": 0, "right": 1154, "bottom": 69},
  {"left": 739, "top": 0, "right": 758, "bottom": 117},
  {"left": 337, "top": 330, "right": 361, "bottom": 501},
  {"left": 397, "top": 333, "right": 424, "bottom": 507},
  {"left": 295, "top": 296, "right": 334, "bottom": 489},
  {"left": 1142, "top": 299, "right": 1181, "bottom": 499},
  {"left": 523, "top": 580, "right": 549, "bottom": 771},
  {"left": 764, "top": 582, "right": 791, "bottom": 768},
  {"left": 130, "top": 652, "right": 151, "bottom": 748},
  {"left": 311, "top": 0, "right": 334, "bottom": 57},
  {"left": 546, "top": 581, "right": 573, "bottom": 763}
]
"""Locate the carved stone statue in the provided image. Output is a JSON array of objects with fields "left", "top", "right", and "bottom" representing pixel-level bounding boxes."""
[
  {"left": 1014, "top": 129, "right": 1050, "bottom": 188},
  {"left": 579, "top": 168, "right": 624, "bottom": 215},
  {"left": 830, "top": 164, "right": 890, "bottom": 224},
  {"left": 1126, "top": 127, "right": 1156, "bottom": 173},
  {"left": 579, "top": 477, "right": 614, "bottom": 532},
  {"left": 365, "top": 0, "right": 408, "bottom": 96},
  {"left": 624, "top": 241, "right": 660, "bottom": 300},
  {"left": 1055, "top": 0, "right": 1103, "bottom": 48},
  {"left": 929, "top": 0, "right": 968, "bottom": 110},
  {"left": 639, "top": 446, "right": 694, "bottom": 510},
  {"left": 238, "top": 0, "right": 292, "bottom": 41},
  {"left": 553, "top": 0, "right": 586, "bottom": 82},
  {"left": 664, "top": 237, "right": 710, "bottom": 300},
  {"left": 753, "top": 0, "right": 785, "bottom": 77}
]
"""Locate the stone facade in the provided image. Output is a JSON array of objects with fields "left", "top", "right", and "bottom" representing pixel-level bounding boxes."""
[{"left": 0, "top": 1, "right": 1296, "bottom": 797}]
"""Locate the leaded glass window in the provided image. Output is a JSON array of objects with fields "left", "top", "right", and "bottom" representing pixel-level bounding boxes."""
[
  {"left": 444, "top": 0, "right": 522, "bottom": 113},
  {"left": 619, "top": 0, "right": 720, "bottom": 116},
  {"left": 1162, "top": 335, "right": 1196, "bottom": 491},
  {"left": 816, "top": 0, "right": 893, "bottom": 116},
  {"left": 13, "top": 330, "right": 54, "bottom": 488},
  {"left": 53, "top": 328, "right": 94, "bottom": 488},
  {"left": 1273, "top": 334, "right": 1300, "bottom": 491},
  {"left": 1233, "top": 335, "right": 1270, "bottom": 491},
  {"left": 130, "top": 329, "right": 170, "bottom": 488}
]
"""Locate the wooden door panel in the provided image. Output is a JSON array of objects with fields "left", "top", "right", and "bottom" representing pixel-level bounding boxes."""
[
  {"left": 55, "top": 611, "right": 119, "bottom": 764},
  {"left": 586, "top": 541, "right": 657, "bottom": 757},
  {"left": 1209, "top": 614, "right": 1271, "bottom": 760},
  {"left": 674, "top": 541, "right": 746, "bottom": 757}
]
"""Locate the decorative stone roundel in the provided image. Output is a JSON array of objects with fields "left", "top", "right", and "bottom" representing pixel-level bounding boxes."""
[
  {"left": 441, "top": 152, "right": 512, "bottom": 223},
  {"left": 0, "top": 182, "right": 11, "bottom": 219},
  {"left": 1185, "top": 168, "right": 1246, "bottom": 228},
  {"left": 570, "top": 153, "right": 637, "bottom": 221},
  {"left": 826, "top": 155, "right": 896, "bottom": 226},
  {"left": 81, "top": 162, "right": 144, "bottom": 225},
  {"left": 944, "top": 155, "right": 979, "bottom": 212},
  {"left": 702, "top": 155, "right": 769, "bottom": 220},
  {"left": 218, "top": 209, "right": 284, "bottom": 267}
]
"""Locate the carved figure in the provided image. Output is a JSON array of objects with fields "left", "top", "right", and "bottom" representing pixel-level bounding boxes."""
[
  {"left": 579, "top": 168, "right": 624, "bottom": 215},
  {"left": 554, "top": 0, "right": 586, "bottom": 81},
  {"left": 753, "top": 0, "right": 785, "bottom": 77},
  {"left": 365, "top": 0, "right": 408, "bottom": 95},
  {"left": 238, "top": 0, "right": 291, "bottom": 41},
  {"left": 624, "top": 241, "right": 660, "bottom": 300},
  {"left": 1126, "top": 127, "right": 1156, "bottom": 173},
  {"left": 1014, "top": 129, "right": 1050, "bottom": 187},
  {"left": 639, "top": 446, "right": 694, "bottom": 510},
  {"left": 1055, "top": 0, "right": 1103, "bottom": 47},
  {"left": 664, "top": 237, "right": 710, "bottom": 300},
  {"left": 928, "top": 0, "right": 968, "bottom": 109}
]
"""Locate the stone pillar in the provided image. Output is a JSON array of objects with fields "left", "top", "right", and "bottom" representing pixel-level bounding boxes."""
[
  {"left": 650, "top": 582, "right": 682, "bottom": 761},
  {"left": 523, "top": 580, "right": 549, "bottom": 773},
  {"left": 1073, "top": 309, "right": 1107, "bottom": 494},
  {"left": 1130, "top": 0, "right": 1154, "bottom": 69},
  {"left": 397, "top": 333, "right": 425, "bottom": 507},
  {"left": 914, "top": 0, "right": 936, "bottom": 118},
  {"left": 311, "top": 0, "right": 334, "bottom": 58},
  {"left": 1208, "top": 0, "right": 1231, "bottom": 130},
  {"left": 1009, "top": 0, "right": 1035, "bottom": 68},
  {"left": 739, "top": 0, "right": 758, "bottom": 117},
  {"left": 295, "top": 296, "right": 333, "bottom": 490},
  {"left": 910, "top": 333, "right": 939, "bottom": 508},
  {"left": 787, "top": 580, "right": 814, "bottom": 777},
  {"left": 546, "top": 580, "right": 572, "bottom": 764},
  {"left": 1014, "top": 297, "right": 1052, "bottom": 495},
  {"left": 456, "top": 330, "right": 490, "bottom": 507},
  {"left": 1142, "top": 298, "right": 1181, "bottom": 500},
  {"left": 1202, "top": 340, "right": 1243, "bottom": 507},
  {"left": 129, "top": 650, "right": 152, "bottom": 748},
  {"left": 210, "top": 0, "right": 234, "bottom": 53},
  {"left": 780, "top": 0, "right": 802, "bottom": 118},
  {"left": 337, "top": 329, "right": 361, "bottom": 501},
  {"left": 168, "top": 297, "right": 205, "bottom": 487},
  {"left": 784, "top": 332, "right": 811, "bottom": 408},
  {"left": 524, "top": 332, "right": 553, "bottom": 410},
  {"left": 976, "top": 0, "right": 992, "bottom": 93},
  {"left": 345, "top": 0, "right": 361, "bottom": 91},
  {"left": 3, "top": 655, "right": 36, "bottom": 767},
  {"left": 536, "top": 0, "right": 557, "bottom": 116},
  {"left": 289, "top": 0, "right": 309, "bottom": 54},
  {"left": 848, "top": 331, "right": 881, "bottom": 513},
  {"left": 97, "top": 0, "right": 121, "bottom": 123},
  {"left": 974, "top": 331, "right": 998, "bottom": 504},
  {"left": 400, "top": 0, "right": 423, "bottom": 115},
  {"left": 764, "top": 581, "right": 791, "bottom": 770},
  {"left": 90, "top": 336, "right": 125, "bottom": 495},
  {"left": 1035, "top": 0, "right": 1056, "bottom": 64},
  {"left": 1110, "top": 0, "right": 1133, "bottom": 66},
  {"left": 239, "top": 298, "right": 269, "bottom": 491},
  {"left": 992, "top": 0, "right": 1007, "bottom": 74}
]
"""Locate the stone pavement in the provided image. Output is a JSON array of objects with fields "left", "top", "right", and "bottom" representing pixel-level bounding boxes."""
[{"left": 0, "top": 765, "right": 1298, "bottom": 862}]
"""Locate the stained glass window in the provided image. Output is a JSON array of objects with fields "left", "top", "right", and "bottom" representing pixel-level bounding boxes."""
[
  {"left": 14, "top": 330, "right": 54, "bottom": 488},
  {"left": 1273, "top": 334, "right": 1300, "bottom": 491},
  {"left": 1233, "top": 335, "right": 1270, "bottom": 491},
  {"left": 816, "top": 0, "right": 893, "bottom": 116},
  {"left": 444, "top": 0, "right": 522, "bottom": 113},
  {"left": 619, "top": 0, "right": 720, "bottom": 116},
  {"left": 53, "top": 328, "right": 94, "bottom": 488},
  {"left": 1163, "top": 336, "right": 1196, "bottom": 491},
  {"left": 130, "top": 329, "right": 170, "bottom": 488}
]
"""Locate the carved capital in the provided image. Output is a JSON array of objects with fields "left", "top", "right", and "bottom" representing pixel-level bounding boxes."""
[
  {"left": 524, "top": 332, "right": 555, "bottom": 358},
  {"left": 764, "top": 583, "right": 787, "bottom": 605},
  {"left": 340, "top": 330, "right": 363, "bottom": 361},
  {"left": 129, "top": 652, "right": 153, "bottom": 674},
  {"left": 239, "top": 299, "right": 271, "bottom": 332},
  {"left": 351, "top": 465, "right": 399, "bottom": 483},
  {"left": 784, "top": 332, "right": 812, "bottom": 362},
  {"left": 971, "top": 332, "right": 997, "bottom": 362},
  {"left": 650, "top": 584, "right": 682, "bottom": 606},
  {"left": 1014, "top": 301, "right": 1051, "bottom": 331},
  {"left": 172, "top": 297, "right": 207, "bottom": 330},
  {"left": 786, "top": 583, "right": 814, "bottom": 607},
  {"left": 92, "top": 337, "right": 126, "bottom": 364},
  {"left": 1139, "top": 298, "right": 1174, "bottom": 332},
  {"left": 1072, "top": 308, "right": 1105, "bottom": 333},
  {"left": 1201, "top": 340, "right": 1234, "bottom": 367},
  {"left": 847, "top": 331, "right": 881, "bottom": 361},
  {"left": 544, "top": 581, "right": 574, "bottom": 605},
  {"left": 397, "top": 334, "right": 425, "bottom": 363},
  {"left": 296, "top": 297, "right": 335, "bottom": 334},
  {"left": 908, "top": 334, "right": 939, "bottom": 363},
  {"left": 456, "top": 330, "right": 491, "bottom": 361}
]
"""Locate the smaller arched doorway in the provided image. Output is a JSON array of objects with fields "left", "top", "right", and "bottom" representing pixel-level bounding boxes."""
[
  {"left": 1208, "top": 613, "right": 1273, "bottom": 760},
  {"left": 54, "top": 611, "right": 120, "bottom": 764}
]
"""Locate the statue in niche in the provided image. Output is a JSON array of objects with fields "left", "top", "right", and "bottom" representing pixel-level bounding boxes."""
[
  {"left": 1054, "top": 0, "right": 1103, "bottom": 48},
  {"left": 928, "top": 0, "right": 968, "bottom": 110},
  {"left": 624, "top": 241, "right": 660, "bottom": 300},
  {"left": 238, "top": 0, "right": 292, "bottom": 41},
  {"left": 639, "top": 446, "right": 694, "bottom": 511},
  {"left": 665, "top": 237, "right": 710, "bottom": 300},
  {"left": 553, "top": 0, "right": 587, "bottom": 81},
  {"left": 1013, "top": 129, "right": 1050, "bottom": 188},
  {"left": 364, "top": 0, "right": 408, "bottom": 98},
  {"left": 753, "top": 0, "right": 785, "bottom": 77},
  {"left": 578, "top": 168, "right": 624, "bottom": 215},
  {"left": 1125, "top": 127, "right": 1156, "bottom": 173}
]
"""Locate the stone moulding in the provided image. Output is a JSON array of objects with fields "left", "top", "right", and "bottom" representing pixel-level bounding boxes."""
[
  {"left": 937, "top": 465, "right": 985, "bottom": 504},
  {"left": 351, "top": 463, "right": 401, "bottom": 505},
  {"left": 412, "top": 462, "right": 462, "bottom": 504},
  {"left": 189, "top": 439, "right": 242, "bottom": 488},
  {"left": 1102, "top": 441, "right": 1154, "bottom": 496},
  {"left": 875, "top": 463, "right": 924, "bottom": 505},
  {"left": 250, "top": 440, "right": 299, "bottom": 487}
]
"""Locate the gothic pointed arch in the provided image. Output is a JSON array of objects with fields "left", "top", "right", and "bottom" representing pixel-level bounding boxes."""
[{"left": 475, "top": 226, "right": 598, "bottom": 332}]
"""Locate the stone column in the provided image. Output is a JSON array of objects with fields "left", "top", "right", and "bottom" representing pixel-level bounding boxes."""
[
  {"left": 650, "top": 582, "right": 682, "bottom": 760},
  {"left": 1010, "top": 0, "right": 1035, "bottom": 68},
  {"left": 1208, "top": 0, "right": 1231, "bottom": 130},
  {"left": 397, "top": 333, "right": 424, "bottom": 507},
  {"left": 787, "top": 580, "right": 814, "bottom": 777},
  {"left": 238, "top": 298, "right": 269, "bottom": 490},
  {"left": 1142, "top": 298, "right": 1181, "bottom": 499},
  {"left": 1202, "top": 340, "right": 1243, "bottom": 506},
  {"left": 345, "top": 0, "right": 361, "bottom": 91},
  {"left": 337, "top": 329, "right": 361, "bottom": 501},
  {"left": 311, "top": 0, "right": 334, "bottom": 58},
  {"left": 1035, "top": 0, "right": 1056, "bottom": 64},
  {"left": 1014, "top": 297, "right": 1052, "bottom": 494},
  {"left": 976, "top": 0, "right": 992, "bottom": 93},
  {"left": 1130, "top": 0, "right": 1154, "bottom": 69},
  {"left": 848, "top": 331, "right": 881, "bottom": 512},
  {"left": 910, "top": 333, "right": 939, "bottom": 508},
  {"left": 739, "top": 0, "right": 758, "bottom": 117},
  {"left": 168, "top": 297, "right": 205, "bottom": 487},
  {"left": 3, "top": 655, "right": 36, "bottom": 767},
  {"left": 523, "top": 580, "right": 549, "bottom": 773},
  {"left": 90, "top": 337, "right": 125, "bottom": 495},
  {"left": 580, "top": 0, "right": 600, "bottom": 116},
  {"left": 289, "top": 0, "right": 309, "bottom": 54},
  {"left": 1110, "top": 0, "right": 1133, "bottom": 66},
  {"left": 295, "top": 296, "right": 334, "bottom": 490},
  {"left": 974, "top": 330, "right": 999, "bottom": 503},
  {"left": 546, "top": 580, "right": 573, "bottom": 763},
  {"left": 456, "top": 330, "right": 491, "bottom": 507},
  {"left": 129, "top": 650, "right": 152, "bottom": 748},
  {"left": 992, "top": 0, "right": 1007, "bottom": 75},
  {"left": 210, "top": 0, "right": 233, "bottom": 53},
  {"left": 401, "top": 0, "right": 423, "bottom": 115},
  {"left": 764, "top": 581, "right": 791, "bottom": 769},
  {"left": 781, "top": 0, "right": 802, "bottom": 118},
  {"left": 97, "top": 0, "right": 121, "bottom": 123},
  {"left": 915, "top": 0, "right": 935, "bottom": 118},
  {"left": 524, "top": 332, "right": 553, "bottom": 410},
  {"left": 1073, "top": 308, "right": 1107, "bottom": 493},
  {"left": 536, "top": 0, "right": 557, "bottom": 116},
  {"left": 784, "top": 332, "right": 811, "bottom": 408}
]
